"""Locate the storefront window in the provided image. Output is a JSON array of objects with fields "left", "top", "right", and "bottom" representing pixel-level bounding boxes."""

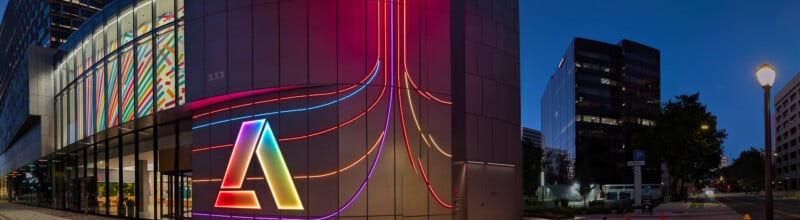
[
  {"left": 121, "top": 134, "right": 137, "bottom": 218},
  {"left": 138, "top": 128, "right": 156, "bottom": 219},
  {"left": 96, "top": 141, "right": 109, "bottom": 215},
  {"left": 108, "top": 137, "right": 122, "bottom": 217}
]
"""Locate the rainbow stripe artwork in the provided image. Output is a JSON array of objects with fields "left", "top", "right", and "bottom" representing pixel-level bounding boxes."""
[
  {"left": 177, "top": 23, "right": 185, "bottom": 105},
  {"left": 137, "top": 39, "right": 154, "bottom": 118},
  {"left": 77, "top": 79, "right": 84, "bottom": 140},
  {"left": 95, "top": 65, "right": 106, "bottom": 132},
  {"left": 85, "top": 73, "right": 94, "bottom": 137},
  {"left": 121, "top": 31, "right": 134, "bottom": 45},
  {"left": 156, "top": 27, "right": 176, "bottom": 110},
  {"left": 120, "top": 46, "right": 136, "bottom": 123},
  {"left": 156, "top": 9, "right": 175, "bottom": 27},
  {"left": 107, "top": 55, "right": 120, "bottom": 127}
]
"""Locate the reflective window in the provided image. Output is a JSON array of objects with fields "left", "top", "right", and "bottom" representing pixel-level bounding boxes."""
[
  {"left": 135, "top": 0, "right": 152, "bottom": 36},
  {"left": 156, "top": 26, "right": 176, "bottom": 110},
  {"left": 108, "top": 54, "right": 120, "bottom": 128},
  {"left": 106, "top": 18, "right": 118, "bottom": 54},
  {"left": 83, "top": 40, "right": 92, "bottom": 73},
  {"left": 137, "top": 35, "right": 154, "bottom": 117},
  {"left": 120, "top": 7, "right": 134, "bottom": 44},
  {"left": 177, "top": 22, "right": 185, "bottom": 105},
  {"left": 156, "top": 0, "right": 174, "bottom": 27},
  {"left": 95, "top": 65, "right": 107, "bottom": 133},
  {"left": 85, "top": 72, "right": 94, "bottom": 137},
  {"left": 121, "top": 45, "right": 136, "bottom": 122},
  {"left": 77, "top": 78, "right": 84, "bottom": 140},
  {"left": 94, "top": 28, "right": 104, "bottom": 62}
]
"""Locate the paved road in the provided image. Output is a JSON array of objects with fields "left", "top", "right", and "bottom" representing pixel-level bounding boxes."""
[
  {"left": 0, "top": 201, "right": 115, "bottom": 220},
  {"left": 715, "top": 193, "right": 800, "bottom": 220}
]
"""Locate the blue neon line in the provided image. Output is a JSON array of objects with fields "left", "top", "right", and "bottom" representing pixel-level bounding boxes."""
[{"left": 192, "top": 61, "right": 381, "bottom": 130}]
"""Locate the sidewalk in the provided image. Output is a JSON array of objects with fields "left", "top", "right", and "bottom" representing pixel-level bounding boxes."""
[{"left": 0, "top": 201, "right": 116, "bottom": 220}]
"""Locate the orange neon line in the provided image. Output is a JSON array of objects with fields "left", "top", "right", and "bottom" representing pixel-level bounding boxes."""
[
  {"left": 192, "top": 144, "right": 234, "bottom": 153},
  {"left": 395, "top": 1, "right": 417, "bottom": 174},
  {"left": 404, "top": 72, "right": 452, "bottom": 158},
  {"left": 293, "top": 132, "right": 385, "bottom": 179},
  {"left": 418, "top": 158, "right": 454, "bottom": 208},
  {"left": 400, "top": 0, "right": 451, "bottom": 106}
]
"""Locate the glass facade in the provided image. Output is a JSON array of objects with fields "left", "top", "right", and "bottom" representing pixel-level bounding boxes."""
[{"left": 55, "top": 0, "right": 186, "bottom": 148}]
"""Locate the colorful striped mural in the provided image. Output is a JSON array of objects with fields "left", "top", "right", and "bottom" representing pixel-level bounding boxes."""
[
  {"left": 137, "top": 39, "right": 154, "bottom": 117},
  {"left": 121, "top": 46, "right": 136, "bottom": 122},
  {"left": 177, "top": 23, "right": 185, "bottom": 105},
  {"left": 95, "top": 65, "right": 106, "bottom": 132},
  {"left": 85, "top": 73, "right": 94, "bottom": 137},
  {"left": 77, "top": 79, "right": 84, "bottom": 139},
  {"left": 156, "top": 27, "right": 176, "bottom": 110},
  {"left": 107, "top": 55, "right": 120, "bottom": 127}
]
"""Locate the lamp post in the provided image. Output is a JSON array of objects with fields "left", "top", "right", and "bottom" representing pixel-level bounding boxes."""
[{"left": 756, "top": 64, "right": 776, "bottom": 220}]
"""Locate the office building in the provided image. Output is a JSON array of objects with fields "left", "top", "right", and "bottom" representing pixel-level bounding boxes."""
[
  {"left": 522, "top": 127, "right": 543, "bottom": 149},
  {"left": 0, "top": 0, "right": 522, "bottom": 219},
  {"left": 774, "top": 72, "right": 800, "bottom": 190},
  {"left": 541, "top": 37, "right": 660, "bottom": 184}
]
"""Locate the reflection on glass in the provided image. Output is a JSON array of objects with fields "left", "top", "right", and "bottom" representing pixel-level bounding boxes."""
[
  {"left": 106, "top": 19, "right": 118, "bottom": 54},
  {"left": 120, "top": 7, "right": 133, "bottom": 45}
]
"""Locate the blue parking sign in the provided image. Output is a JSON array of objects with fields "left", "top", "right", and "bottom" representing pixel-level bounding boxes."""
[{"left": 634, "top": 150, "right": 646, "bottom": 161}]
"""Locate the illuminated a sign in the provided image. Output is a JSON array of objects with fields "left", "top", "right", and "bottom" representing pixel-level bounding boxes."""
[{"left": 214, "top": 119, "right": 304, "bottom": 210}]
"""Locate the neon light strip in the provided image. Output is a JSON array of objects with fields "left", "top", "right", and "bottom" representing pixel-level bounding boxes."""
[
  {"left": 192, "top": 61, "right": 381, "bottom": 130},
  {"left": 404, "top": 71, "right": 452, "bottom": 158},
  {"left": 193, "top": 60, "right": 381, "bottom": 120},
  {"left": 197, "top": 2, "right": 390, "bottom": 217},
  {"left": 214, "top": 191, "right": 261, "bottom": 209},
  {"left": 220, "top": 120, "right": 265, "bottom": 189},
  {"left": 293, "top": 132, "right": 384, "bottom": 179},
  {"left": 417, "top": 157, "right": 454, "bottom": 208},
  {"left": 255, "top": 121, "right": 304, "bottom": 210},
  {"left": 427, "top": 134, "right": 452, "bottom": 158},
  {"left": 401, "top": 0, "right": 452, "bottom": 106},
  {"left": 278, "top": 62, "right": 387, "bottom": 141}
]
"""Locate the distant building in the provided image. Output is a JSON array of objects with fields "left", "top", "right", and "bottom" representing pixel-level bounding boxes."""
[
  {"left": 719, "top": 155, "right": 731, "bottom": 169},
  {"left": 773, "top": 72, "right": 800, "bottom": 190},
  {"left": 542, "top": 37, "right": 660, "bottom": 184},
  {"left": 543, "top": 147, "right": 573, "bottom": 184},
  {"left": 522, "top": 127, "right": 544, "bottom": 149}
]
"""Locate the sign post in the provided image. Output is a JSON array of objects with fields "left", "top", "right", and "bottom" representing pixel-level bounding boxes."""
[{"left": 628, "top": 150, "right": 646, "bottom": 207}]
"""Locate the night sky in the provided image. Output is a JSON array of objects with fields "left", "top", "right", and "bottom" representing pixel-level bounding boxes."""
[{"left": 520, "top": 0, "right": 800, "bottom": 160}]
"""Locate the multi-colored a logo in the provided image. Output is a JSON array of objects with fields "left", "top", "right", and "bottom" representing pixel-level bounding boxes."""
[{"left": 214, "top": 119, "right": 304, "bottom": 210}]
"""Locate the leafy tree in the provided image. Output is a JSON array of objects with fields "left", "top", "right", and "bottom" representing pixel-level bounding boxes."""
[
  {"left": 720, "top": 148, "right": 764, "bottom": 191},
  {"left": 578, "top": 181, "right": 594, "bottom": 207},
  {"left": 632, "top": 93, "right": 727, "bottom": 201},
  {"left": 523, "top": 139, "right": 544, "bottom": 197}
]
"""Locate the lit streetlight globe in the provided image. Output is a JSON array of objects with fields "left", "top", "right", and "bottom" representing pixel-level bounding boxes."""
[{"left": 756, "top": 64, "right": 776, "bottom": 87}]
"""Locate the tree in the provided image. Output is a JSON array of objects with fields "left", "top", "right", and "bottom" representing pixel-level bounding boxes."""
[
  {"left": 721, "top": 148, "right": 764, "bottom": 191},
  {"left": 523, "top": 139, "right": 544, "bottom": 197},
  {"left": 632, "top": 93, "right": 727, "bottom": 201},
  {"left": 578, "top": 181, "right": 594, "bottom": 207}
]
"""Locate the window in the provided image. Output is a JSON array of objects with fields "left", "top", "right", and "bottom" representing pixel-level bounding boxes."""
[
  {"left": 120, "top": 45, "right": 136, "bottom": 123},
  {"left": 136, "top": 36, "right": 154, "bottom": 117},
  {"left": 135, "top": 0, "right": 152, "bottom": 36},
  {"left": 600, "top": 77, "right": 617, "bottom": 86},
  {"left": 83, "top": 40, "right": 92, "bottom": 73},
  {"left": 120, "top": 7, "right": 133, "bottom": 44},
  {"left": 155, "top": 0, "right": 174, "bottom": 27},
  {"left": 105, "top": 17, "right": 118, "bottom": 54},
  {"left": 93, "top": 28, "right": 103, "bottom": 62},
  {"left": 107, "top": 54, "right": 120, "bottom": 128},
  {"left": 95, "top": 65, "right": 106, "bottom": 132},
  {"left": 792, "top": 104, "right": 797, "bottom": 112},
  {"left": 177, "top": 22, "right": 185, "bottom": 105},
  {"left": 156, "top": 26, "right": 176, "bottom": 110}
]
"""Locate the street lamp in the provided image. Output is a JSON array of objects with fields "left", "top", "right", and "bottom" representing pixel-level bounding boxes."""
[{"left": 756, "top": 64, "right": 775, "bottom": 220}]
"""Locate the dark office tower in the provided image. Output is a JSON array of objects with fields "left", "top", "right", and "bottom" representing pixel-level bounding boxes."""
[
  {"left": 0, "top": 0, "right": 111, "bottom": 115},
  {"left": 542, "top": 38, "right": 660, "bottom": 184}
]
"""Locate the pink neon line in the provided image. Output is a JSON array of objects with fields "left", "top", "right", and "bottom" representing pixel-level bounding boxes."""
[{"left": 418, "top": 157, "right": 454, "bottom": 208}]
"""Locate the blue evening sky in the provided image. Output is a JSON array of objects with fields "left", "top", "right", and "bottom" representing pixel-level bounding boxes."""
[{"left": 520, "top": 0, "right": 800, "bottom": 160}]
